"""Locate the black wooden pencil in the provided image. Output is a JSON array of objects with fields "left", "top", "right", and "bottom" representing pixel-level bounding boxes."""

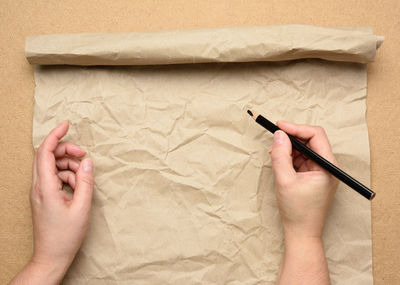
[{"left": 247, "top": 110, "right": 376, "bottom": 200}]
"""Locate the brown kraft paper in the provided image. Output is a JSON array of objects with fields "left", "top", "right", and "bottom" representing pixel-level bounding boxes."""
[{"left": 26, "top": 25, "right": 382, "bottom": 284}]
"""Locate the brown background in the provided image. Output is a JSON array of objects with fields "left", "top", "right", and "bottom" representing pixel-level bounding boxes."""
[{"left": 1, "top": 1, "right": 399, "bottom": 284}]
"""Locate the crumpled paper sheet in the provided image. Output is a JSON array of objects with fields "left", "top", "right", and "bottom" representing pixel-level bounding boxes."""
[{"left": 26, "top": 25, "right": 382, "bottom": 284}]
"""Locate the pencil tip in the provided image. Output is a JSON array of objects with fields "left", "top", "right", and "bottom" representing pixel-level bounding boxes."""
[{"left": 247, "top": 110, "right": 253, "bottom": 117}]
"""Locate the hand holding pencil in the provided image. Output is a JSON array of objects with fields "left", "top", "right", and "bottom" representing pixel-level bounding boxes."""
[
  {"left": 248, "top": 110, "right": 375, "bottom": 200},
  {"left": 270, "top": 121, "right": 338, "bottom": 285},
  {"left": 270, "top": 121, "right": 339, "bottom": 239},
  {"left": 247, "top": 111, "right": 375, "bottom": 283}
]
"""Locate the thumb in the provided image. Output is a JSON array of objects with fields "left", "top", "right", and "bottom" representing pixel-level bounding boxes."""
[
  {"left": 73, "top": 158, "right": 94, "bottom": 208},
  {"left": 270, "top": 131, "right": 296, "bottom": 186}
]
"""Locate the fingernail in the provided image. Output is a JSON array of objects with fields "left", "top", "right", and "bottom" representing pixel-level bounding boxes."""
[
  {"left": 83, "top": 159, "right": 93, "bottom": 172},
  {"left": 274, "top": 131, "right": 284, "bottom": 145}
]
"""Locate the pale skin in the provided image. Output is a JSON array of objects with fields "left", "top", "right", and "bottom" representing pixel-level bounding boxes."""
[
  {"left": 271, "top": 121, "right": 339, "bottom": 285},
  {"left": 10, "top": 120, "right": 338, "bottom": 284},
  {"left": 10, "top": 121, "right": 94, "bottom": 285}
]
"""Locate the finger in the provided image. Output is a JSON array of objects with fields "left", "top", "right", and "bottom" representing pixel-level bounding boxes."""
[
  {"left": 277, "top": 120, "right": 327, "bottom": 143},
  {"left": 292, "top": 149, "right": 306, "bottom": 160},
  {"left": 40, "top": 121, "right": 69, "bottom": 153},
  {"left": 270, "top": 131, "right": 296, "bottom": 187},
  {"left": 37, "top": 121, "right": 69, "bottom": 179},
  {"left": 58, "top": 170, "right": 76, "bottom": 189},
  {"left": 54, "top": 142, "right": 86, "bottom": 159},
  {"left": 56, "top": 157, "right": 80, "bottom": 172},
  {"left": 277, "top": 121, "right": 338, "bottom": 167},
  {"left": 305, "top": 158, "right": 323, "bottom": 172},
  {"left": 298, "top": 162, "right": 310, "bottom": 172},
  {"left": 73, "top": 158, "right": 94, "bottom": 209},
  {"left": 293, "top": 155, "right": 307, "bottom": 170}
]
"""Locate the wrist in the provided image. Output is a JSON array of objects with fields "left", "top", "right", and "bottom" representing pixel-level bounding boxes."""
[
  {"left": 29, "top": 255, "right": 70, "bottom": 284},
  {"left": 283, "top": 222, "right": 324, "bottom": 242},
  {"left": 279, "top": 230, "right": 330, "bottom": 285},
  {"left": 283, "top": 231, "right": 325, "bottom": 268},
  {"left": 284, "top": 232, "right": 323, "bottom": 250}
]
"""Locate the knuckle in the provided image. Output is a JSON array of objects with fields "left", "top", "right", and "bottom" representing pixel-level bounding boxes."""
[
  {"left": 277, "top": 176, "right": 294, "bottom": 189},
  {"left": 31, "top": 182, "right": 44, "bottom": 203},
  {"left": 315, "top": 125, "right": 326, "bottom": 134},
  {"left": 271, "top": 153, "right": 283, "bottom": 163},
  {"left": 60, "top": 157, "right": 68, "bottom": 166},
  {"left": 37, "top": 146, "right": 44, "bottom": 156},
  {"left": 56, "top": 142, "right": 66, "bottom": 152},
  {"left": 80, "top": 174, "right": 94, "bottom": 186},
  {"left": 60, "top": 141, "right": 68, "bottom": 149},
  {"left": 270, "top": 147, "right": 287, "bottom": 161}
]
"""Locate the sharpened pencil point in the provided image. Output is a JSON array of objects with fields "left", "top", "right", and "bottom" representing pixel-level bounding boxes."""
[{"left": 247, "top": 110, "right": 253, "bottom": 117}]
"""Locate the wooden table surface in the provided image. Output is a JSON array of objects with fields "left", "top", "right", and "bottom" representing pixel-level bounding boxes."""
[{"left": 1, "top": 1, "right": 399, "bottom": 284}]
